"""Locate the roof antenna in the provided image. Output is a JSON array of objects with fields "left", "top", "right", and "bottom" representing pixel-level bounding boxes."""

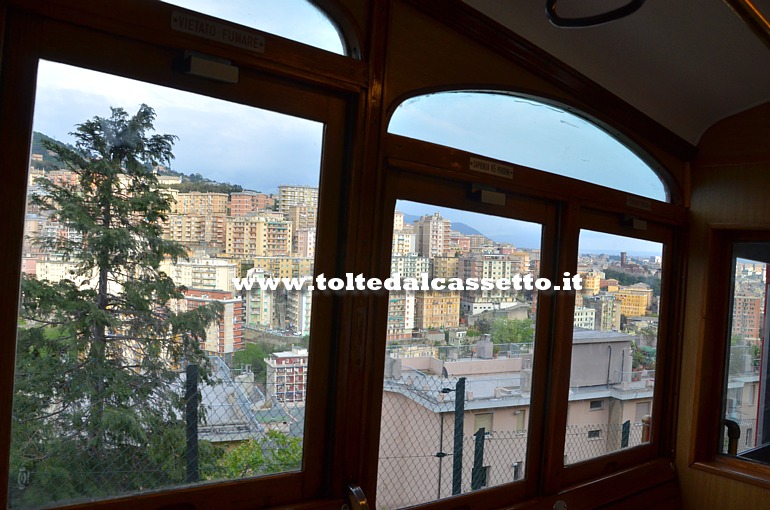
[{"left": 546, "top": 0, "right": 646, "bottom": 28}]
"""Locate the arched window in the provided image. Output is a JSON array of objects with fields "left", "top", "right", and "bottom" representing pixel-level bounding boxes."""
[
  {"left": 388, "top": 91, "right": 668, "bottom": 202},
  {"left": 162, "top": 0, "right": 348, "bottom": 55}
]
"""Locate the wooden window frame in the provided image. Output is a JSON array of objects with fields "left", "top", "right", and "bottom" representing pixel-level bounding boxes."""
[
  {"left": 0, "top": 3, "right": 365, "bottom": 508},
  {"left": 378, "top": 133, "right": 685, "bottom": 507},
  {"left": 691, "top": 227, "right": 770, "bottom": 489}
]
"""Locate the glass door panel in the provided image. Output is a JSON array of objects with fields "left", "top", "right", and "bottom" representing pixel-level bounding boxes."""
[
  {"left": 564, "top": 230, "right": 663, "bottom": 465},
  {"left": 377, "top": 200, "right": 543, "bottom": 508}
]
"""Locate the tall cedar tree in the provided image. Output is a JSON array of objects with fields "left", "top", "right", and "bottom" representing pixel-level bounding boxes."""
[{"left": 10, "top": 105, "right": 221, "bottom": 507}]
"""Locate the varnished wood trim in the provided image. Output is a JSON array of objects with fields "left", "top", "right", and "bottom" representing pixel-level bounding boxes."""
[
  {"left": 384, "top": 135, "right": 687, "bottom": 227},
  {"left": 6, "top": 0, "right": 368, "bottom": 92}
]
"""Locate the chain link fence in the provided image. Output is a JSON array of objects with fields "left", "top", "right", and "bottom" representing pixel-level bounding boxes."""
[{"left": 9, "top": 355, "right": 304, "bottom": 509}]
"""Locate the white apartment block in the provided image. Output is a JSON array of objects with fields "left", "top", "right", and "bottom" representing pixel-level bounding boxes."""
[
  {"left": 244, "top": 268, "right": 275, "bottom": 330},
  {"left": 573, "top": 306, "right": 597, "bottom": 330},
  {"left": 386, "top": 290, "right": 416, "bottom": 340},
  {"left": 160, "top": 257, "right": 237, "bottom": 293},
  {"left": 265, "top": 347, "right": 309, "bottom": 404},
  {"left": 293, "top": 227, "right": 316, "bottom": 258},
  {"left": 391, "top": 254, "right": 431, "bottom": 279},
  {"left": 278, "top": 185, "right": 318, "bottom": 218},
  {"left": 286, "top": 283, "right": 313, "bottom": 336}
]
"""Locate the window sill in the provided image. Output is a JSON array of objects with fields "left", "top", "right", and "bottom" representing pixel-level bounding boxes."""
[{"left": 692, "top": 457, "right": 770, "bottom": 490}]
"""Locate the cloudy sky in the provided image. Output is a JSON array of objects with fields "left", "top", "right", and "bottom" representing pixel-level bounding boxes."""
[{"left": 29, "top": 0, "right": 662, "bottom": 256}]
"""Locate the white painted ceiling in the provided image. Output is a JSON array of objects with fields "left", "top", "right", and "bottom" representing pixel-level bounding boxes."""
[{"left": 462, "top": 0, "right": 770, "bottom": 145}]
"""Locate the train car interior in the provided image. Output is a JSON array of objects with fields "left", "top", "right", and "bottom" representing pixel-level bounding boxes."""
[{"left": 3, "top": 1, "right": 770, "bottom": 509}]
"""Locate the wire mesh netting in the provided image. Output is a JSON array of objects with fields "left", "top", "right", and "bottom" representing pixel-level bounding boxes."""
[
  {"left": 9, "top": 355, "right": 305, "bottom": 509},
  {"left": 378, "top": 365, "right": 530, "bottom": 509}
]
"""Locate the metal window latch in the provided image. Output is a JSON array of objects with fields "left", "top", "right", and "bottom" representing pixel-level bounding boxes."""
[{"left": 345, "top": 484, "right": 369, "bottom": 510}]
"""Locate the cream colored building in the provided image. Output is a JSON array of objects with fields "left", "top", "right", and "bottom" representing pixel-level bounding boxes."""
[
  {"left": 160, "top": 257, "right": 237, "bottom": 292},
  {"left": 415, "top": 212, "right": 451, "bottom": 258},
  {"left": 226, "top": 216, "right": 292, "bottom": 258},
  {"left": 252, "top": 256, "right": 314, "bottom": 279},
  {"left": 414, "top": 290, "right": 460, "bottom": 329},
  {"left": 278, "top": 185, "right": 318, "bottom": 218}
]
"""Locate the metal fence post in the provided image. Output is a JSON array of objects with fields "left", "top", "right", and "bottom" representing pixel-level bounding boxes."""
[
  {"left": 452, "top": 377, "right": 466, "bottom": 496},
  {"left": 471, "top": 427, "right": 486, "bottom": 490},
  {"left": 186, "top": 363, "right": 200, "bottom": 483}
]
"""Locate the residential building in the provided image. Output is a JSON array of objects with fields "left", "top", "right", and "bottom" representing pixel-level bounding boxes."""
[
  {"left": 414, "top": 290, "right": 460, "bottom": 329},
  {"left": 265, "top": 347, "right": 309, "bottom": 404},
  {"left": 415, "top": 212, "right": 451, "bottom": 258}
]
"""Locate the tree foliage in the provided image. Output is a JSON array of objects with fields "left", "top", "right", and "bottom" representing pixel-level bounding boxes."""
[
  {"left": 603, "top": 269, "right": 661, "bottom": 297},
  {"left": 490, "top": 318, "right": 534, "bottom": 344},
  {"left": 233, "top": 342, "right": 271, "bottom": 384},
  {"left": 161, "top": 180, "right": 243, "bottom": 194},
  {"left": 207, "top": 430, "right": 302, "bottom": 479},
  {"left": 11, "top": 105, "right": 221, "bottom": 507}
]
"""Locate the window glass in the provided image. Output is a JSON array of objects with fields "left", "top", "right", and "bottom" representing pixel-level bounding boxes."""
[
  {"left": 721, "top": 243, "right": 769, "bottom": 460},
  {"left": 564, "top": 231, "right": 663, "bottom": 465},
  {"left": 10, "top": 60, "right": 323, "bottom": 507},
  {"left": 162, "top": 0, "right": 346, "bottom": 55},
  {"left": 388, "top": 92, "right": 667, "bottom": 201},
  {"left": 378, "top": 201, "right": 542, "bottom": 507}
]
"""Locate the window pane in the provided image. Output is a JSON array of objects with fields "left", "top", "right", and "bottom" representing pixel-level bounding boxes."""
[
  {"left": 10, "top": 61, "right": 323, "bottom": 507},
  {"left": 378, "top": 201, "right": 542, "bottom": 507},
  {"left": 162, "top": 0, "right": 346, "bottom": 55},
  {"left": 564, "top": 231, "right": 663, "bottom": 465},
  {"left": 388, "top": 92, "right": 667, "bottom": 201},
  {"left": 721, "top": 244, "right": 769, "bottom": 460}
]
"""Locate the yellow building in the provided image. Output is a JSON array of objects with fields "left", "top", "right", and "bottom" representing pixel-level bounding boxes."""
[
  {"left": 414, "top": 290, "right": 460, "bottom": 329},
  {"left": 432, "top": 256, "right": 461, "bottom": 280},
  {"left": 252, "top": 256, "right": 314, "bottom": 279},
  {"left": 581, "top": 272, "right": 602, "bottom": 296},
  {"left": 614, "top": 284, "right": 653, "bottom": 317}
]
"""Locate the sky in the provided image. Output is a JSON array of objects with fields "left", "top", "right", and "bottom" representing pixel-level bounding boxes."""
[{"left": 29, "top": 1, "right": 663, "bottom": 255}]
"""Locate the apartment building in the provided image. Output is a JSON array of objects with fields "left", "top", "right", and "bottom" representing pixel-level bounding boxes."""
[
  {"left": 614, "top": 283, "right": 654, "bottom": 317},
  {"left": 286, "top": 283, "right": 313, "bottom": 336},
  {"left": 414, "top": 290, "right": 460, "bottom": 329},
  {"left": 229, "top": 190, "right": 275, "bottom": 216},
  {"left": 243, "top": 268, "right": 276, "bottom": 330},
  {"left": 162, "top": 214, "right": 227, "bottom": 252},
  {"left": 391, "top": 254, "right": 431, "bottom": 279},
  {"left": 415, "top": 212, "right": 452, "bottom": 258},
  {"left": 265, "top": 347, "right": 309, "bottom": 404},
  {"left": 226, "top": 216, "right": 293, "bottom": 258},
  {"left": 386, "top": 290, "right": 416, "bottom": 341},
  {"left": 179, "top": 288, "right": 245, "bottom": 359},
  {"left": 160, "top": 257, "right": 237, "bottom": 293},
  {"left": 171, "top": 191, "right": 228, "bottom": 215},
  {"left": 278, "top": 185, "right": 318, "bottom": 218},
  {"left": 252, "top": 256, "right": 314, "bottom": 280},
  {"left": 732, "top": 293, "right": 764, "bottom": 340},
  {"left": 583, "top": 293, "right": 622, "bottom": 332}
]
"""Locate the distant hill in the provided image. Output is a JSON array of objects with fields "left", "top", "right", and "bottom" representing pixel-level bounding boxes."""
[
  {"left": 30, "top": 131, "right": 68, "bottom": 169},
  {"left": 402, "top": 213, "right": 485, "bottom": 237},
  {"left": 31, "top": 131, "right": 246, "bottom": 194}
]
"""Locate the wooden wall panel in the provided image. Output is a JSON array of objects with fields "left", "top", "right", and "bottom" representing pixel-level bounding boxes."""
[{"left": 680, "top": 102, "right": 770, "bottom": 509}]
